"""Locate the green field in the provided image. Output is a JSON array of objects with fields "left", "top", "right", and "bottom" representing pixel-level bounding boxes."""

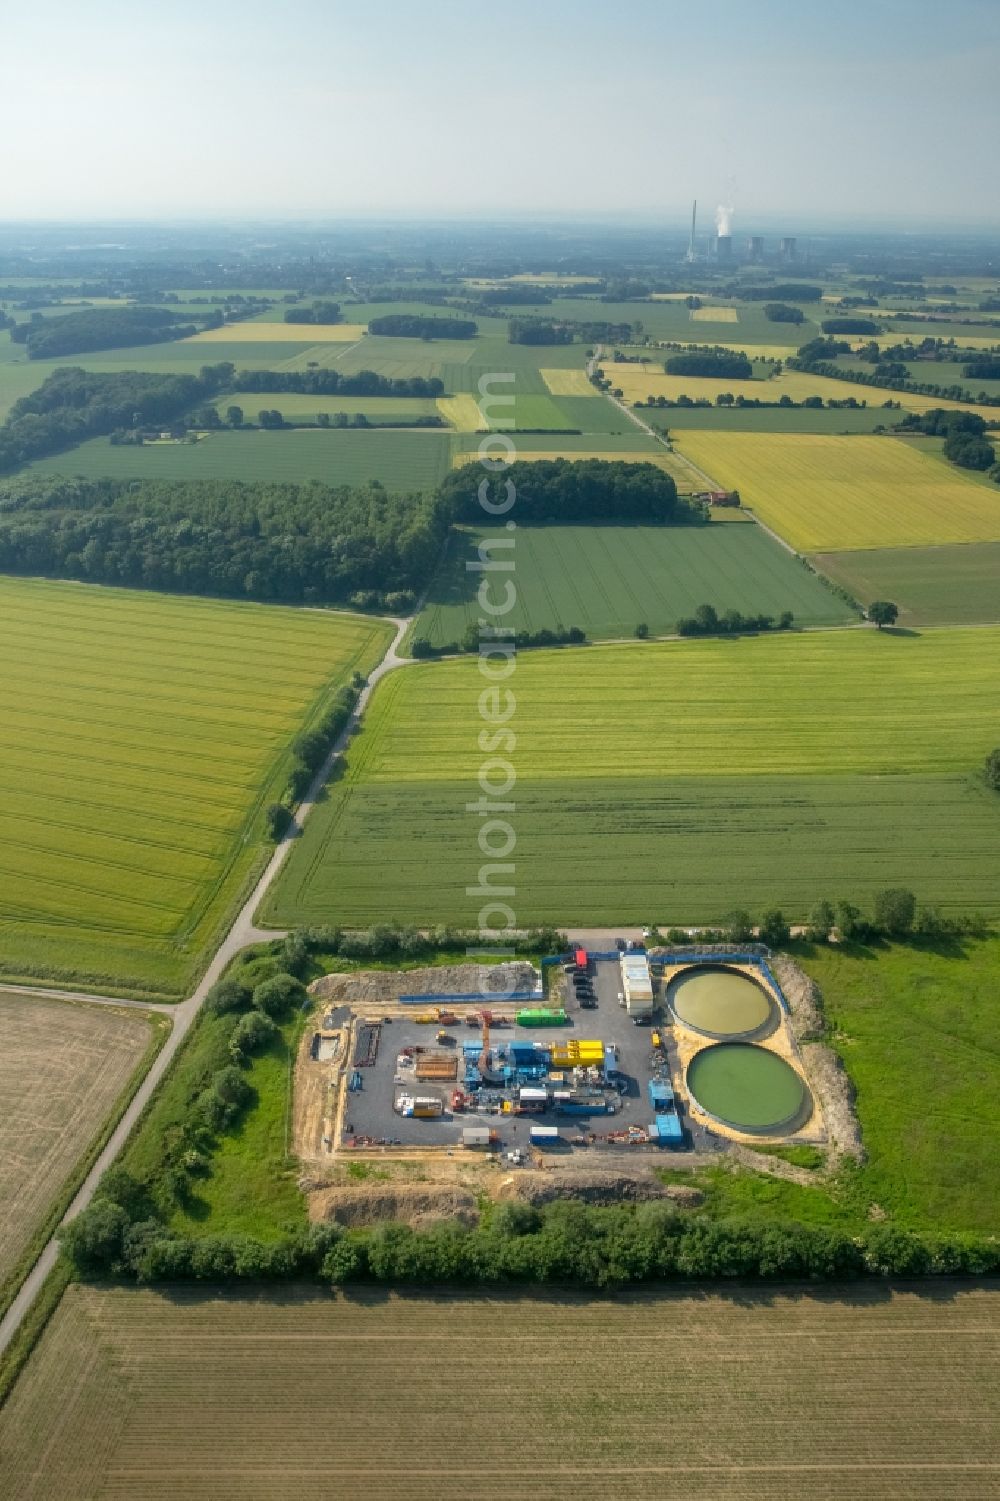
[
  {"left": 802, "top": 937, "right": 1000, "bottom": 1231},
  {"left": 812, "top": 541, "right": 1000, "bottom": 625},
  {"left": 214, "top": 393, "right": 442, "bottom": 425},
  {"left": 412, "top": 523, "right": 853, "bottom": 645},
  {"left": 263, "top": 628, "right": 1000, "bottom": 929},
  {"left": 27, "top": 429, "right": 454, "bottom": 490},
  {"left": 6, "top": 1283, "right": 998, "bottom": 1501},
  {"left": 651, "top": 405, "right": 908, "bottom": 434},
  {"left": 0, "top": 577, "right": 391, "bottom": 997}
]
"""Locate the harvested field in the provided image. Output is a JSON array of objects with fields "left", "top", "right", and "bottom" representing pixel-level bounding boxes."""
[
  {"left": 436, "top": 394, "right": 485, "bottom": 431},
  {"left": 3, "top": 1281, "right": 1000, "bottom": 1500},
  {"left": 689, "top": 305, "right": 739, "bottom": 322},
  {"left": 184, "top": 322, "right": 367, "bottom": 342},
  {"left": 540, "top": 367, "right": 595, "bottom": 396},
  {"left": 674, "top": 432, "right": 1000, "bottom": 551},
  {"left": 0, "top": 990, "right": 158, "bottom": 1302}
]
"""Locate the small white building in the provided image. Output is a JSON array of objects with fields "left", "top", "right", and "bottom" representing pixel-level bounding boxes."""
[{"left": 621, "top": 954, "right": 653, "bottom": 1019}]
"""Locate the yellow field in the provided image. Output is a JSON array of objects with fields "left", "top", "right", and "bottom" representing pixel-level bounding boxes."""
[
  {"left": 540, "top": 368, "right": 595, "bottom": 396},
  {"left": 184, "top": 323, "right": 367, "bottom": 343},
  {"left": 649, "top": 291, "right": 698, "bottom": 300},
  {"left": 436, "top": 395, "right": 485, "bottom": 431},
  {"left": 674, "top": 430, "right": 1000, "bottom": 551},
  {"left": 689, "top": 306, "right": 739, "bottom": 322},
  {"left": 599, "top": 363, "right": 1000, "bottom": 420},
  {"left": 508, "top": 272, "right": 596, "bottom": 285}
]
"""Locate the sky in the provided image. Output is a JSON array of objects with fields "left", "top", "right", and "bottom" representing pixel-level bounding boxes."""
[{"left": 2, "top": 0, "right": 998, "bottom": 226}]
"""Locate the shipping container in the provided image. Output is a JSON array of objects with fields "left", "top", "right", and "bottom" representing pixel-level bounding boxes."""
[
  {"left": 462, "top": 1127, "right": 492, "bottom": 1147},
  {"left": 653, "top": 1113, "right": 684, "bottom": 1144},
  {"left": 529, "top": 1125, "right": 560, "bottom": 1142},
  {"left": 648, "top": 1080, "right": 675, "bottom": 1110},
  {"left": 575, "top": 948, "right": 588, "bottom": 970},
  {"left": 549, "top": 1039, "right": 605, "bottom": 1067},
  {"left": 518, "top": 1086, "right": 548, "bottom": 1103},
  {"left": 516, "top": 1007, "right": 569, "bottom": 1027}
]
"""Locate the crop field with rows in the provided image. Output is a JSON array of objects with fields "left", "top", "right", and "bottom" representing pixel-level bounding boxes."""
[
  {"left": 0, "top": 577, "right": 391, "bottom": 997},
  {"left": 3, "top": 1282, "right": 998, "bottom": 1501},
  {"left": 263, "top": 628, "right": 1000, "bottom": 927},
  {"left": 675, "top": 431, "right": 1000, "bottom": 551},
  {"left": 411, "top": 522, "right": 853, "bottom": 645},
  {"left": 812, "top": 541, "right": 1000, "bottom": 626},
  {"left": 0, "top": 991, "right": 160, "bottom": 1310}
]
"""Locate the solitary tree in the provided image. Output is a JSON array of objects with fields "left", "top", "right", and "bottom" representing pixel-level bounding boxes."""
[
  {"left": 807, "top": 899, "right": 836, "bottom": 942},
  {"left": 725, "top": 909, "right": 754, "bottom": 944},
  {"left": 984, "top": 748, "right": 1000, "bottom": 791},
  {"left": 634, "top": 622, "right": 650, "bottom": 639},
  {"left": 225, "top": 405, "right": 243, "bottom": 427},
  {"left": 759, "top": 909, "right": 791, "bottom": 948},
  {"left": 874, "top": 887, "right": 917, "bottom": 937},
  {"left": 868, "top": 600, "right": 898, "bottom": 629}
]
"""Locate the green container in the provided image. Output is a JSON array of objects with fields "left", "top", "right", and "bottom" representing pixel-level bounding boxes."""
[{"left": 515, "top": 1007, "right": 569, "bottom": 1027}]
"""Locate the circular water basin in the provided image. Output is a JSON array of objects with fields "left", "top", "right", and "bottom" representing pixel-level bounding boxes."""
[
  {"left": 686, "top": 1042, "right": 808, "bottom": 1133},
  {"left": 668, "top": 966, "right": 773, "bottom": 1039}
]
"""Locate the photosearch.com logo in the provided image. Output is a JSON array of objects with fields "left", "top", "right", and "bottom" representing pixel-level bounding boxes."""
[{"left": 466, "top": 372, "right": 518, "bottom": 980}]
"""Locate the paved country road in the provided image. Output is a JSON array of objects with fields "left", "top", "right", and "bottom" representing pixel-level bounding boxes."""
[{"left": 0, "top": 614, "right": 411, "bottom": 1358}]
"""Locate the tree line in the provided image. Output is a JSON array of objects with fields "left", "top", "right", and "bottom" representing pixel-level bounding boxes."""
[
  {"left": 0, "top": 474, "right": 451, "bottom": 609},
  {"left": 896, "top": 408, "right": 999, "bottom": 477},
  {"left": 283, "top": 300, "right": 342, "bottom": 324},
  {"left": 12, "top": 304, "right": 201, "bottom": 359},
  {"left": 0, "top": 459, "right": 687, "bottom": 608},
  {"left": 508, "top": 317, "right": 632, "bottom": 345},
  {"left": 0, "top": 364, "right": 235, "bottom": 473},
  {"left": 676, "top": 603, "right": 794, "bottom": 637},
  {"left": 664, "top": 349, "right": 752, "bottom": 379},
  {"left": 367, "top": 314, "right": 477, "bottom": 339},
  {"left": 439, "top": 458, "right": 690, "bottom": 525},
  {"left": 231, "top": 368, "right": 445, "bottom": 397}
]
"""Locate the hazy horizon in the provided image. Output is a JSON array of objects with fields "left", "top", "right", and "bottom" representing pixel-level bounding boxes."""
[{"left": 1, "top": 0, "right": 998, "bottom": 226}]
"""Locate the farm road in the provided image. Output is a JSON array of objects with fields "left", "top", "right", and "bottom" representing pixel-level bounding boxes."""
[{"left": 0, "top": 615, "right": 412, "bottom": 1358}]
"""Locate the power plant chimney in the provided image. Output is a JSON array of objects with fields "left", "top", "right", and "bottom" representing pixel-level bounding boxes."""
[
  {"left": 715, "top": 234, "right": 732, "bottom": 261},
  {"left": 748, "top": 236, "right": 764, "bottom": 263},
  {"left": 686, "top": 199, "right": 698, "bottom": 262},
  {"left": 780, "top": 236, "right": 797, "bottom": 262}
]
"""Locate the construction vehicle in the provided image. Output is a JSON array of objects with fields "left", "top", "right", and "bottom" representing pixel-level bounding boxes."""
[{"left": 436, "top": 1029, "right": 455, "bottom": 1045}]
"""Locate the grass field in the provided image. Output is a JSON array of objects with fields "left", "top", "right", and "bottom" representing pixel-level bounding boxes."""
[
  {"left": 0, "top": 991, "right": 161, "bottom": 1306},
  {"left": 674, "top": 432, "right": 1000, "bottom": 551},
  {"left": 812, "top": 542, "right": 1000, "bottom": 625},
  {"left": 184, "top": 322, "right": 367, "bottom": 343},
  {"left": 4, "top": 1282, "right": 998, "bottom": 1500},
  {"left": 27, "top": 429, "right": 455, "bottom": 490},
  {"left": 802, "top": 937, "right": 1000, "bottom": 1231},
  {"left": 412, "top": 523, "right": 853, "bottom": 645},
  {"left": 0, "top": 577, "right": 391, "bottom": 997},
  {"left": 653, "top": 405, "right": 911, "bottom": 433},
  {"left": 264, "top": 628, "right": 1000, "bottom": 929},
  {"left": 216, "top": 393, "right": 442, "bottom": 424}
]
